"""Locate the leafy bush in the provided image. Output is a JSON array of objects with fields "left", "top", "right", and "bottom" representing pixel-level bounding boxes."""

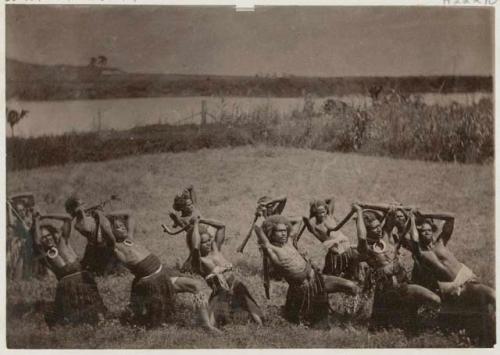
[{"left": 7, "top": 94, "right": 493, "bottom": 171}]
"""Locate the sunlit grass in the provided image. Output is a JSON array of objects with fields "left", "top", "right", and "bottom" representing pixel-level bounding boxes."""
[{"left": 6, "top": 146, "right": 493, "bottom": 348}]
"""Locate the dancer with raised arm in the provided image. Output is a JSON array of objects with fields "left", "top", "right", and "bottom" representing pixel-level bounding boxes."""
[
  {"left": 31, "top": 211, "right": 107, "bottom": 326},
  {"left": 352, "top": 203, "right": 440, "bottom": 328},
  {"left": 302, "top": 198, "right": 360, "bottom": 279},
  {"left": 254, "top": 214, "right": 359, "bottom": 326},
  {"left": 190, "top": 217, "right": 264, "bottom": 326},
  {"left": 408, "top": 211, "right": 495, "bottom": 345}
]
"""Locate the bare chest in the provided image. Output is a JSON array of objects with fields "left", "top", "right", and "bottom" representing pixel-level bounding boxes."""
[
  {"left": 115, "top": 240, "right": 150, "bottom": 263},
  {"left": 274, "top": 245, "right": 306, "bottom": 268},
  {"left": 201, "top": 252, "right": 232, "bottom": 275},
  {"left": 366, "top": 241, "right": 396, "bottom": 267}
]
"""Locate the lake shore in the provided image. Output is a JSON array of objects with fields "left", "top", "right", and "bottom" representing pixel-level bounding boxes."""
[{"left": 7, "top": 93, "right": 493, "bottom": 171}]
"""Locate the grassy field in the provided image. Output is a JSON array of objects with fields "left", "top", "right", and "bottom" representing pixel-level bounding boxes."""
[{"left": 6, "top": 146, "right": 494, "bottom": 348}]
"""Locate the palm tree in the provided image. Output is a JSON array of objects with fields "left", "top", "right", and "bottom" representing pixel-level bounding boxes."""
[
  {"left": 97, "top": 55, "right": 108, "bottom": 67},
  {"left": 7, "top": 109, "right": 28, "bottom": 137}
]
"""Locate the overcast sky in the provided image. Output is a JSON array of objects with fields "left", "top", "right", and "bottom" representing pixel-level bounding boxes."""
[{"left": 6, "top": 5, "right": 494, "bottom": 77}]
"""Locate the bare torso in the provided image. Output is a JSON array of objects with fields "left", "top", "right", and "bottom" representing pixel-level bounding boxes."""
[
  {"left": 114, "top": 239, "right": 151, "bottom": 267},
  {"left": 310, "top": 215, "right": 350, "bottom": 252},
  {"left": 363, "top": 238, "right": 398, "bottom": 269},
  {"left": 46, "top": 238, "right": 79, "bottom": 271},
  {"left": 418, "top": 240, "right": 462, "bottom": 281},
  {"left": 74, "top": 215, "right": 100, "bottom": 245},
  {"left": 267, "top": 241, "right": 308, "bottom": 281},
  {"left": 177, "top": 210, "right": 202, "bottom": 249},
  {"left": 199, "top": 245, "right": 233, "bottom": 278}
]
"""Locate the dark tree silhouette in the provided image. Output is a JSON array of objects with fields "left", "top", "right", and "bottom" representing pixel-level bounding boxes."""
[
  {"left": 7, "top": 109, "right": 28, "bottom": 137},
  {"left": 368, "top": 85, "right": 384, "bottom": 101},
  {"left": 89, "top": 57, "right": 97, "bottom": 67},
  {"left": 97, "top": 55, "right": 108, "bottom": 67}
]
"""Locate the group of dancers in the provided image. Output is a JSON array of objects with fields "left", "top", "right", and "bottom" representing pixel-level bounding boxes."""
[{"left": 6, "top": 187, "right": 496, "bottom": 345}]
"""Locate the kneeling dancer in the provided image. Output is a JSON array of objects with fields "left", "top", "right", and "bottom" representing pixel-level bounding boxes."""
[
  {"left": 190, "top": 218, "right": 264, "bottom": 326},
  {"left": 302, "top": 198, "right": 360, "bottom": 280},
  {"left": 105, "top": 212, "right": 218, "bottom": 331},
  {"left": 254, "top": 214, "right": 359, "bottom": 326},
  {"left": 32, "top": 212, "right": 107, "bottom": 326},
  {"left": 352, "top": 204, "right": 441, "bottom": 328},
  {"left": 409, "top": 212, "right": 495, "bottom": 345},
  {"left": 65, "top": 196, "right": 124, "bottom": 276}
]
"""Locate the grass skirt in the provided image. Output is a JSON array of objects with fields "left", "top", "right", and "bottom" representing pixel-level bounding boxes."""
[
  {"left": 46, "top": 271, "right": 107, "bottom": 326},
  {"left": 283, "top": 269, "right": 329, "bottom": 326},
  {"left": 128, "top": 266, "right": 177, "bottom": 328},
  {"left": 323, "top": 247, "right": 360, "bottom": 279}
]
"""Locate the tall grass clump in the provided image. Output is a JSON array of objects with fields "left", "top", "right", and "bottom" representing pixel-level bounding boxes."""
[
  {"left": 7, "top": 93, "right": 493, "bottom": 171},
  {"left": 232, "top": 94, "right": 493, "bottom": 163}
]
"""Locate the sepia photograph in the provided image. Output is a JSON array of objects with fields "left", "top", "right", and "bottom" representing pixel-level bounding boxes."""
[{"left": 4, "top": 3, "right": 496, "bottom": 349}]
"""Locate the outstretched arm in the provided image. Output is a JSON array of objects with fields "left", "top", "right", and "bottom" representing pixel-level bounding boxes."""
[
  {"left": 438, "top": 216, "right": 455, "bottom": 246},
  {"left": 381, "top": 209, "right": 397, "bottom": 242},
  {"left": 408, "top": 211, "right": 421, "bottom": 256},
  {"left": 302, "top": 215, "right": 329, "bottom": 244},
  {"left": 254, "top": 217, "right": 277, "bottom": 263},
  {"left": 353, "top": 204, "right": 368, "bottom": 254},
  {"left": 267, "top": 196, "right": 287, "bottom": 215},
  {"left": 40, "top": 213, "right": 72, "bottom": 221},
  {"left": 191, "top": 219, "right": 201, "bottom": 251},
  {"left": 31, "top": 213, "right": 43, "bottom": 250},
  {"left": 168, "top": 211, "right": 186, "bottom": 228},
  {"left": 325, "top": 197, "right": 335, "bottom": 216},
  {"left": 94, "top": 211, "right": 117, "bottom": 249},
  {"left": 108, "top": 210, "right": 135, "bottom": 239},
  {"left": 61, "top": 217, "right": 73, "bottom": 242},
  {"left": 302, "top": 216, "right": 318, "bottom": 238},
  {"left": 190, "top": 219, "right": 202, "bottom": 274},
  {"left": 186, "top": 185, "right": 197, "bottom": 205},
  {"left": 254, "top": 219, "right": 271, "bottom": 249}
]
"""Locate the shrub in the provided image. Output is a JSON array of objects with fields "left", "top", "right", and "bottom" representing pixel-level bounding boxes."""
[{"left": 6, "top": 94, "right": 493, "bottom": 171}]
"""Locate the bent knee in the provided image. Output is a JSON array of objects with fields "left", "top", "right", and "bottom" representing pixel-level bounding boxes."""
[
  {"left": 189, "top": 279, "right": 205, "bottom": 293},
  {"left": 477, "top": 285, "right": 496, "bottom": 305},
  {"left": 173, "top": 277, "right": 205, "bottom": 293},
  {"left": 345, "top": 280, "right": 360, "bottom": 295},
  {"left": 428, "top": 292, "right": 441, "bottom": 305},
  {"left": 407, "top": 285, "right": 441, "bottom": 305},
  {"left": 482, "top": 286, "right": 496, "bottom": 303}
]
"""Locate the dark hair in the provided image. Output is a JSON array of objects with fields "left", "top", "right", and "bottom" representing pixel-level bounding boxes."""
[
  {"left": 310, "top": 199, "right": 328, "bottom": 216},
  {"left": 173, "top": 195, "right": 191, "bottom": 211},
  {"left": 262, "top": 215, "right": 292, "bottom": 238},
  {"left": 417, "top": 218, "right": 438, "bottom": 232},
  {"left": 362, "top": 210, "right": 382, "bottom": 225},
  {"left": 65, "top": 196, "right": 83, "bottom": 214}
]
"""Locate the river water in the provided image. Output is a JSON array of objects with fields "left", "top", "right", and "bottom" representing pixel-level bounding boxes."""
[{"left": 6, "top": 92, "right": 492, "bottom": 137}]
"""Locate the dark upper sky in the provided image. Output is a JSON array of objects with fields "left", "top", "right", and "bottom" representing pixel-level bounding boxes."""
[{"left": 6, "top": 5, "right": 494, "bottom": 77}]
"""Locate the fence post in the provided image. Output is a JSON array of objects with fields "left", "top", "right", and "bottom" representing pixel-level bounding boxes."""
[{"left": 201, "top": 100, "right": 207, "bottom": 126}]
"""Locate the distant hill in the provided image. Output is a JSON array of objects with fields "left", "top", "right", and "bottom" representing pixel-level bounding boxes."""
[{"left": 6, "top": 58, "right": 493, "bottom": 101}]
